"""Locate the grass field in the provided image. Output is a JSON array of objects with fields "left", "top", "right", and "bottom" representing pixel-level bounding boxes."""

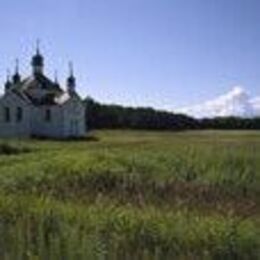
[{"left": 0, "top": 130, "right": 259, "bottom": 259}]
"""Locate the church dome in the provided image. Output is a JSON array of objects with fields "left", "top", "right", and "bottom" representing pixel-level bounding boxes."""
[
  {"left": 31, "top": 52, "right": 44, "bottom": 67},
  {"left": 12, "top": 73, "right": 21, "bottom": 84},
  {"left": 67, "top": 62, "right": 76, "bottom": 92},
  {"left": 5, "top": 79, "right": 12, "bottom": 90},
  {"left": 4, "top": 70, "right": 12, "bottom": 90},
  {"left": 67, "top": 74, "right": 75, "bottom": 86},
  {"left": 12, "top": 59, "right": 21, "bottom": 84},
  {"left": 31, "top": 41, "right": 44, "bottom": 75}
]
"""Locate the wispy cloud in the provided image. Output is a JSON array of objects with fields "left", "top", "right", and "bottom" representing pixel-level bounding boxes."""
[{"left": 177, "top": 86, "right": 260, "bottom": 118}]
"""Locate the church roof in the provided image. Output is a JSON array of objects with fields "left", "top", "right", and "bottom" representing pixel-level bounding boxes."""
[
  {"left": 2, "top": 45, "right": 82, "bottom": 106},
  {"left": 8, "top": 74, "right": 77, "bottom": 106},
  {"left": 19, "top": 74, "right": 63, "bottom": 92}
]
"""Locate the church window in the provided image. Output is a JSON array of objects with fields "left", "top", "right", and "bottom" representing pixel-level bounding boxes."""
[
  {"left": 4, "top": 107, "right": 10, "bottom": 122},
  {"left": 16, "top": 107, "right": 23, "bottom": 122},
  {"left": 45, "top": 108, "right": 51, "bottom": 122}
]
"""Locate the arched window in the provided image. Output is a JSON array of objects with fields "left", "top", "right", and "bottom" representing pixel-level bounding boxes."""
[
  {"left": 45, "top": 108, "right": 51, "bottom": 122},
  {"left": 16, "top": 107, "right": 23, "bottom": 122},
  {"left": 4, "top": 107, "right": 10, "bottom": 122}
]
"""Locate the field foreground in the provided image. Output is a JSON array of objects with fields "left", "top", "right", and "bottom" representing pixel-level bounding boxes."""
[{"left": 0, "top": 130, "right": 259, "bottom": 259}]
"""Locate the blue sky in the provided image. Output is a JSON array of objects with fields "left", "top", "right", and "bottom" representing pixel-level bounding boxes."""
[{"left": 0, "top": 0, "right": 260, "bottom": 110}]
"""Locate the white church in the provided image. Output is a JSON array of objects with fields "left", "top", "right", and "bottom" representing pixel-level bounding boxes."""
[{"left": 0, "top": 45, "right": 86, "bottom": 138}]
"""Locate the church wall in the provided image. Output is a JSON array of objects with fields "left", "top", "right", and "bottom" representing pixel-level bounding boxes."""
[
  {"left": 0, "top": 93, "right": 31, "bottom": 138},
  {"left": 31, "top": 105, "right": 64, "bottom": 138},
  {"left": 61, "top": 97, "right": 86, "bottom": 137},
  {"left": 0, "top": 92, "right": 86, "bottom": 139}
]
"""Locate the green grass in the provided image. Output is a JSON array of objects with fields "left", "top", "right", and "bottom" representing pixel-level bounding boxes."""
[{"left": 0, "top": 130, "right": 259, "bottom": 259}]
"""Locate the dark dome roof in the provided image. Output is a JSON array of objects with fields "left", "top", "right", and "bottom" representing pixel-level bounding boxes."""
[
  {"left": 67, "top": 75, "right": 75, "bottom": 85},
  {"left": 5, "top": 80, "right": 12, "bottom": 89},
  {"left": 31, "top": 52, "right": 44, "bottom": 67},
  {"left": 12, "top": 72, "right": 21, "bottom": 84}
]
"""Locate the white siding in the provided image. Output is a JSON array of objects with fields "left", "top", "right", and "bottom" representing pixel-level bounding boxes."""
[
  {"left": 31, "top": 105, "right": 64, "bottom": 138},
  {"left": 61, "top": 97, "right": 86, "bottom": 137},
  {"left": 0, "top": 93, "right": 31, "bottom": 137},
  {"left": 0, "top": 92, "right": 86, "bottom": 139}
]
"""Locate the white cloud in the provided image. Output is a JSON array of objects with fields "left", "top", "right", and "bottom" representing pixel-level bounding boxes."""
[
  {"left": 250, "top": 97, "right": 260, "bottom": 115},
  {"left": 177, "top": 86, "right": 260, "bottom": 118}
]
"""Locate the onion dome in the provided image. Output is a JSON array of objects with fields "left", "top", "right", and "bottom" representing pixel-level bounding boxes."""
[
  {"left": 12, "top": 59, "right": 21, "bottom": 84},
  {"left": 31, "top": 40, "right": 44, "bottom": 75},
  {"left": 67, "top": 62, "right": 76, "bottom": 92},
  {"left": 32, "top": 51, "right": 44, "bottom": 67},
  {"left": 5, "top": 70, "right": 12, "bottom": 90}
]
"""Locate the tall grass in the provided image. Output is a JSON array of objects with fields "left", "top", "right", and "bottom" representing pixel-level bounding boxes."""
[
  {"left": 0, "top": 194, "right": 258, "bottom": 259},
  {"left": 0, "top": 130, "right": 259, "bottom": 259}
]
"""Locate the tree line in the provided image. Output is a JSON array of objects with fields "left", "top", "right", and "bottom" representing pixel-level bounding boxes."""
[{"left": 84, "top": 97, "right": 260, "bottom": 130}]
